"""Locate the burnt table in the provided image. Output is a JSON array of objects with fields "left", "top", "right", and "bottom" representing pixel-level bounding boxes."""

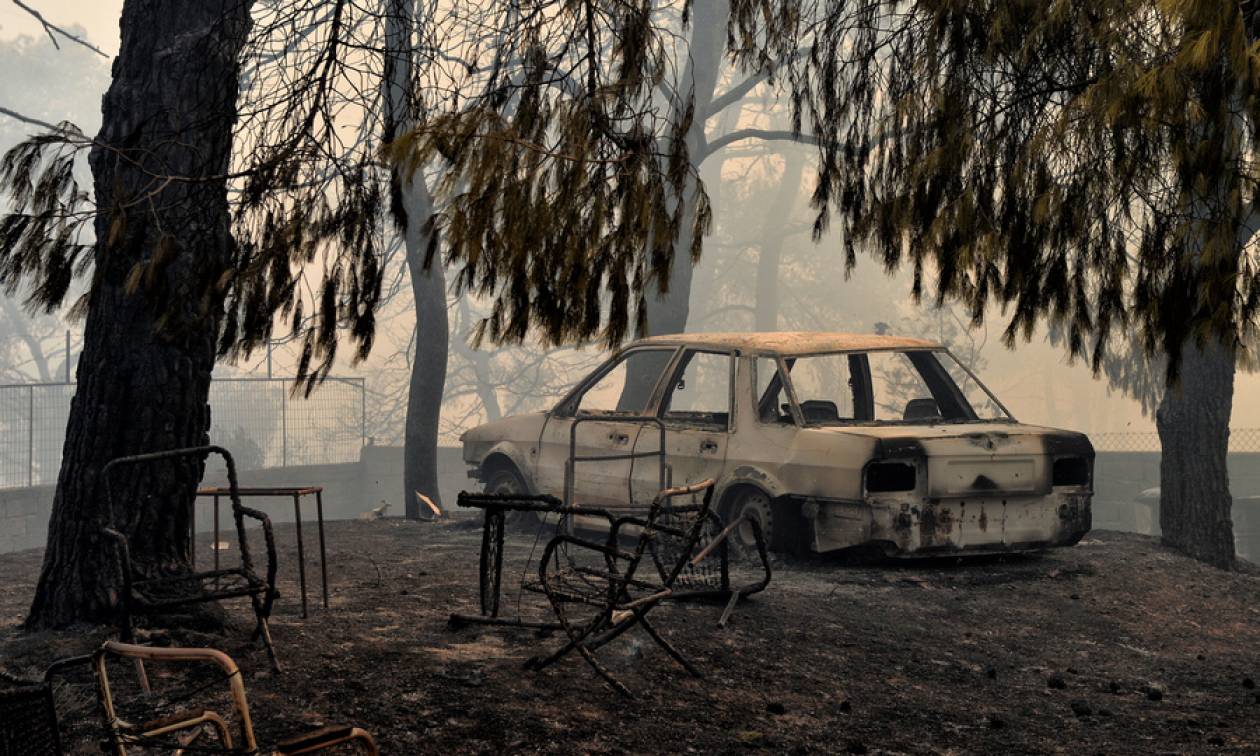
[{"left": 194, "top": 486, "right": 328, "bottom": 618}]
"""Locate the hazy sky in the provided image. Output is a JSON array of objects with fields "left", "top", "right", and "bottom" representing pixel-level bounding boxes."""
[
  {"left": 0, "top": 1, "right": 121, "bottom": 48},
  {"left": 5, "top": 0, "right": 1260, "bottom": 440}
]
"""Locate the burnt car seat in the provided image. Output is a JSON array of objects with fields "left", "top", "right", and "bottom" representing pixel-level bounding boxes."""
[
  {"left": 800, "top": 400, "right": 841, "bottom": 423},
  {"left": 903, "top": 397, "right": 942, "bottom": 421}
]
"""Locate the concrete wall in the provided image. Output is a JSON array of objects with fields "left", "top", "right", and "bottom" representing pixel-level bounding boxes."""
[
  {"left": 0, "top": 482, "right": 53, "bottom": 556},
  {"left": 0, "top": 445, "right": 471, "bottom": 555},
  {"left": 1092, "top": 452, "right": 1260, "bottom": 560}
]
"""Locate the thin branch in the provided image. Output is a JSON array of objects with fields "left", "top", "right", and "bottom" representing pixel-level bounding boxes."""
[
  {"left": 0, "top": 104, "right": 70, "bottom": 132},
  {"left": 10, "top": 0, "right": 109, "bottom": 58}
]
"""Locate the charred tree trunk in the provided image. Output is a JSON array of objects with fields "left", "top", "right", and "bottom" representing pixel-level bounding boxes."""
[
  {"left": 384, "top": 0, "right": 447, "bottom": 518},
  {"left": 1156, "top": 338, "right": 1237, "bottom": 569},
  {"left": 26, "top": 0, "right": 252, "bottom": 628}
]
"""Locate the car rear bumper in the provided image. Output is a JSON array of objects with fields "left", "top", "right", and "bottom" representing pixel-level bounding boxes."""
[{"left": 805, "top": 491, "right": 1092, "bottom": 555}]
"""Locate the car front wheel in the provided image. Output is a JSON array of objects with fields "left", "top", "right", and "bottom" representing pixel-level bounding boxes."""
[{"left": 483, "top": 465, "right": 539, "bottom": 530}]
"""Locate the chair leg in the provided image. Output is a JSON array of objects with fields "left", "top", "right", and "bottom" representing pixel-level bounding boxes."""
[
  {"left": 117, "top": 602, "right": 152, "bottom": 693},
  {"left": 537, "top": 607, "right": 636, "bottom": 697},
  {"left": 526, "top": 611, "right": 606, "bottom": 671},
  {"left": 637, "top": 612, "right": 702, "bottom": 678},
  {"left": 574, "top": 641, "right": 633, "bottom": 697},
  {"left": 251, "top": 594, "right": 281, "bottom": 672}
]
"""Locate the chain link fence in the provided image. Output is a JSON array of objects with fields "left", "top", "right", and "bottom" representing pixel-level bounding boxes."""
[
  {"left": 1090, "top": 427, "right": 1260, "bottom": 453},
  {"left": 0, "top": 377, "right": 365, "bottom": 490}
]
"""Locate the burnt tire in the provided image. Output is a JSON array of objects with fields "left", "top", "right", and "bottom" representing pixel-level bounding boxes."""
[
  {"left": 726, "top": 488, "right": 773, "bottom": 561},
  {"left": 482, "top": 465, "right": 537, "bottom": 531}
]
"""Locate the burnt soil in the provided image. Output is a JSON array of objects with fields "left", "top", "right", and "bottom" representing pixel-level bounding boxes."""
[{"left": 2, "top": 521, "right": 1259, "bottom": 754}]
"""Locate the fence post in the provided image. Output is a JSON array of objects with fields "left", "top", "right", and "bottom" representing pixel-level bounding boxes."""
[
  {"left": 27, "top": 385, "right": 34, "bottom": 487},
  {"left": 360, "top": 378, "right": 366, "bottom": 450},
  {"left": 280, "top": 380, "right": 288, "bottom": 468}
]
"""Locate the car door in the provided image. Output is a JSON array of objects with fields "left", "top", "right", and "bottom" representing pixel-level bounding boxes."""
[
  {"left": 629, "top": 349, "right": 735, "bottom": 508},
  {"left": 535, "top": 346, "right": 678, "bottom": 510}
]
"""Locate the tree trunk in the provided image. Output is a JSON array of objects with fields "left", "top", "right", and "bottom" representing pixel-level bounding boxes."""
[
  {"left": 402, "top": 186, "right": 447, "bottom": 518},
  {"left": 1155, "top": 338, "right": 1236, "bottom": 569},
  {"left": 641, "top": 0, "right": 728, "bottom": 338},
  {"left": 753, "top": 150, "right": 806, "bottom": 331},
  {"left": 26, "top": 0, "right": 251, "bottom": 628},
  {"left": 384, "top": 0, "right": 447, "bottom": 518}
]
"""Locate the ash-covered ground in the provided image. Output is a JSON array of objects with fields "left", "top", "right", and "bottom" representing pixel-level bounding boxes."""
[{"left": 2, "top": 520, "right": 1259, "bottom": 754}]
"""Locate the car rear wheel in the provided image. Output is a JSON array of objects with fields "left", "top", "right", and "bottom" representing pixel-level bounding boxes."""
[{"left": 727, "top": 488, "right": 773, "bottom": 560}]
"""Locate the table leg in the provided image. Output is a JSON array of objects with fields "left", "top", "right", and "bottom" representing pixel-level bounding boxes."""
[
  {"left": 293, "top": 493, "right": 309, "bottom": 619},
  {"left": 316, "top": 490, "right": 329, "bottom": 609},
  {"left": 213, "top": 495, "right": 221, "bottom": 574},
  {"left": 188, "top": 496, "right": 196, "bottom": 570}
]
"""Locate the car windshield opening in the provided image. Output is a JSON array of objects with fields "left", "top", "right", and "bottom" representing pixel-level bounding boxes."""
[{"left": 781, "top": 350, "right": 1011, "bottom": 425}]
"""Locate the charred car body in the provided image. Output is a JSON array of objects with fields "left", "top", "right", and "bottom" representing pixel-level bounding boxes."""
[{"left": 461, "top": 332, "right": 1093, "bottom": 556}]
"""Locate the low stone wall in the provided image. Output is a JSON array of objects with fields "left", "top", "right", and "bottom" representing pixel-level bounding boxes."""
[{"left": 0, "top": 445, "right": 471, "bottom": 555}]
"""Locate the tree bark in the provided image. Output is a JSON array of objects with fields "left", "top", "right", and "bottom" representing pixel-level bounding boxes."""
[
  {"left": 26, "top": 0, "right": 252, "bottom": 628},
  {"left": 1156, "top": 338, "right": 1236, "bottom": 569},
  {"left": 402, "top": 187, "right": 447, "bottom": 518},
  {"left": 384, "top": 0, "right": 447, "bottom": 518}
]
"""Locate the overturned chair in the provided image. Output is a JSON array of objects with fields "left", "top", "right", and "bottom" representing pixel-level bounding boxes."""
[
  {"left": 92, "top": 640, "right": 377, "bottom": 755},
  {"left": 103, "top": 446, "right": 281, "bottom": 673},
  {"left": 524, "top": 479, "right": 771, "bottom": 695}
]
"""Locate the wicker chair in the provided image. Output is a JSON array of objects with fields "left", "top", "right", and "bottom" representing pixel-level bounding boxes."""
[
  {"left": 0, "top": 670, "right": 63, "bottom": 756},
  {"left": 92, "top": 641, "right": 378, "bottom": 755}
]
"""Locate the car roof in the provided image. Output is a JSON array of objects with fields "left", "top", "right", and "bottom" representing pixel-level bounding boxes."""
[{"left": 630, "top": 331, "right": 941, "bottom": 355}]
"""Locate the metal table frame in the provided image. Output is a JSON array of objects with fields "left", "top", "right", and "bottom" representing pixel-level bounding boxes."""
[{"left": 193, "top": 485, "right": 328, "bottom": 618}]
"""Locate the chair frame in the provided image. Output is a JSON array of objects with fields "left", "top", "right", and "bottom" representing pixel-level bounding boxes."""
[
  {"left": 526, "top": 479, "right": 771, "bottom": 696},
  {"left": 102, "top": 446, "right": 280, "bottom": 673},
  {"left": 92, "top": 641, "right": 377, "bottom": 755}
]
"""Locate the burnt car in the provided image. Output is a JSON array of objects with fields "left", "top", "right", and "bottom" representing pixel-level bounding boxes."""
[{"left": 460, "top": 332, "right": 1093, "bottom": 556}]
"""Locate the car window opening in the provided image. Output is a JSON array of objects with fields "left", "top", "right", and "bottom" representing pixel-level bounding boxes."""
[{"left": 773, "top": 349, "right": 1012, "bottom": 426}]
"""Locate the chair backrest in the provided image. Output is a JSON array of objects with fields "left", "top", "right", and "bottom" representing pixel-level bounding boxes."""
[
  {"left": 93, "top": 640, "right": 258, "bottom": 754},
  {"left": 0, "top": 673, "right": 62, "bottom": 756},
  {"left": 628, "top": 480, "right": 718, "bottom": 591},
  {"left": 103, "top": 445, "right": 252, "bottom": 573}
]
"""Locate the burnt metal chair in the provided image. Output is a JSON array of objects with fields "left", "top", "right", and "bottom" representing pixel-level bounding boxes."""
[
  {"left": 92, "top": 641, "right": 378, "bottom": 755},
  {"left": 526, "top": 479, "right": 771, "bottom": 696},
  {"left": 103, "top": 446, "right": 280, "bottom": 674},
  {"left": 449, "top": 492, "right": 620, "bottom": 631}
]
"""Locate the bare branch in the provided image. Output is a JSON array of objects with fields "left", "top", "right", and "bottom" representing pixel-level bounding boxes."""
[
  {"left": 704, "top": 128, "right": 817, "bottom": 156},
  {"left": 10, "top": 0, "right": 109, "bottom": 58},
  {"left": 0, "top": 104, "right": 66, "bottom": 132}
]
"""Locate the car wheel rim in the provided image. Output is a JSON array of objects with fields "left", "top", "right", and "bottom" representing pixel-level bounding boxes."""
[{"left": 734, "top": 493, "right": 772, "bottom": 552}]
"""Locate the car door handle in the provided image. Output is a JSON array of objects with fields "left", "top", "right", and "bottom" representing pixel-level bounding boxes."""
[
  {"left": 700, "top": 439, "right": 719, "bottom": 454},
  {"left": 610, "top": 432, "right": 630, "bottom": 445}
]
